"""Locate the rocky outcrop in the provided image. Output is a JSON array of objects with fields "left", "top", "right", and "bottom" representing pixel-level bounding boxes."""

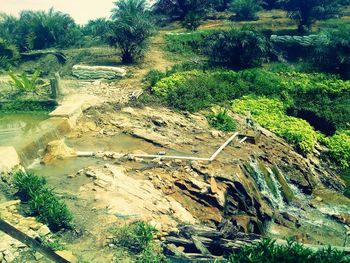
[
  {"left": 42, "top": 139, "right": 77, "bottom": 164},
  {"left": 78, "top": 165, "right": 196, "bottom": 234}
]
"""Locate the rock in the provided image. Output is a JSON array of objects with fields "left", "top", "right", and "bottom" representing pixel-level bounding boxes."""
[
  {"left": 4, "top": 250, "right": 15, "bottom": 262},
  {"left": 42, "top": 140, "right": 77, "bottom": 164},
  {"left": 56, "top": 250, "right": 77, "bottom": 263},
  {"left": 0, "top": 147, "right": 20, "bottom": 173},
  {"left": 168, "top": 199, "right": 196, "bottom": 224},
  {"left": 37, "top": 225, "right": 51, "bottom": 237}
]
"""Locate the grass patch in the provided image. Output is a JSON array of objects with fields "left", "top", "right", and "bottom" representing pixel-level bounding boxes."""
[
  {"left": 13, "top": 171, "right": 73, "bottom": 231},
  {"left": 229, "top": 239, "right": 350, "bottom": 262},
  {"left": 207, "top": 109, "right": 237, "bottom": 132},
  {"left": 111, "top": 221, "right": 168, "bottom": 263}
]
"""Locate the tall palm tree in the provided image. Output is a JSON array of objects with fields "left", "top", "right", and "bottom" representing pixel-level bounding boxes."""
[{"left": 109, "top": 0, "right": 155, "bottom": 63}]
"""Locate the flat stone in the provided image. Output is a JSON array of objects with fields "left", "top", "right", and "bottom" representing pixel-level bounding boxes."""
[
  {"left": 37, "top": 225, "right": 51, "bottom": 236},
  {"left": 0, "top": 147, "right": 20, "bottom": 173},
  {"left": 56, "top": 250, "right": 77, "bottom": 263}
]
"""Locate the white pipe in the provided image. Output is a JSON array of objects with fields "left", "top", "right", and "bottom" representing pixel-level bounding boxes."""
[
  {"left": 239, "top": 137, "right": 248, "bottom": 144},
  {"left": 77, "top": 132, "right": 242, "bottom": 162},
  {"left": 132, "top": 154, "right": 211, "bottom": 161},
  {"left": 209, "top": 132, "right": 239, "bottom": 161}
]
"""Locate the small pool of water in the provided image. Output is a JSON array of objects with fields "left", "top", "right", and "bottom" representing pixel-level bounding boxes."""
[{"left": 0, "top": 113, "right": 47, "bottom": 148}]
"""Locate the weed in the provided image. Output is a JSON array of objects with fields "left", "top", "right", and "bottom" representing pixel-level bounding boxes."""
[
  {"left": 228, "top": 239, "right": 350, "bottom": 263},
  {"left": 13, "top": 171, "right": 73, "bottom": 231},
  {"left": 207, "top": 109, "right": 237, "bottom": 132},
  {"left": 112, "top": 221, "right": 157, "bottom": 253}
]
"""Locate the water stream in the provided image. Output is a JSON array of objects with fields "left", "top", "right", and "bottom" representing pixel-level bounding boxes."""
[
  {"left": 247, "top": 160, "right": 350, "bottom": 246},
  {"left": 0, "top": 113, "right": 48, "bottom": 149}
]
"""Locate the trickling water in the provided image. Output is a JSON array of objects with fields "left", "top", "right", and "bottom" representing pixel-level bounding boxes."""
[
  {"left": 247, "top": 160, "right": 350, "bottom": 246},
  {"left": 249, "top": 160, "right": 286, "bottom": 209}
]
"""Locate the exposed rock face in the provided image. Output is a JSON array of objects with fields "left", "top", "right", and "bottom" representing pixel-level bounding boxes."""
[
  {"left": 79, "top": 165, "right": 196, "bottom": 234},
  {"left": 73, "top": 106, "right": 349, "bottom": 248},
  {"left": 42, "top": 139, "right": 77, "bottom": 164},
  {"left": 0, "top": 147, "right": 20, "bottom": 173}
]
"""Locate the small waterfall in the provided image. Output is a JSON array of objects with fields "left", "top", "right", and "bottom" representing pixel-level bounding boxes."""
[
  {"left": 249, "top": 160, "right": 286, "bottom": 209},
  {"left": 18, "top": 118, "right": 72, "bottom": 166}
]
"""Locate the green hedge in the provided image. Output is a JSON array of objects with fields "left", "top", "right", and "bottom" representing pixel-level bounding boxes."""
[{"left": 232, "top": 96, "right": 317, "bottom": 154}]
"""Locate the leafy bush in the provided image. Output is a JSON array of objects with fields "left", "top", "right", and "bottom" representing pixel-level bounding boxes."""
[
  {"left": 323, "top": 130, "right": 350, "bottom": 169},
  {"left": 232, "top": 96, "right": 317, "bottom": 154},
  {"left": 207, "top": 109, "right": 237, "bottom": 132},
  {"left": 8, "top": 70, "right": 48, "bottom": 94},
  {"left": 181, "top": 12, "right": 203, "bottom": 31},
  {"left": 152, "top": 70, "right": 202, "bottom": 97},
  {"left": 164, "top": 30, "right": 210, "bottom": 55},
  {"left": 13, "top": 171, "right": 73, "bottom": 231},
  {"left": 14, "top": 171, "right": 47, "bottom": 202},
  {"left": 229, "top": 239, "right": 350, "bottom": 263},
  {"left": 230, "top": 0, "right": 262, "bottom": 21},
  {"left": 205, "top": 29, "right": 269, "bottom": 69},
  {"left": 144, "top": 69, "right": 167, "bottom": 90}
]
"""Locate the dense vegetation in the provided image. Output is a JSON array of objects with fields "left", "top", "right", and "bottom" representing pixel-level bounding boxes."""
[
  {"left": 229, "top": 239, "right": 350, "bottom": 263},
  {"left": 13, "top": 171, "right": 73, "bottom": 231}
]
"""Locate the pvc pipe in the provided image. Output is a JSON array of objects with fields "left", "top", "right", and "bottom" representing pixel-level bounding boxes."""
[
  {"left": 209, "top": 132, "right": 239, "bottom": 161},
  {"left": 77, "top": 132, "right": 241, "bottom": 162},
  {"left": 239, "top": 137, "right": 248, "bottom": 144}
]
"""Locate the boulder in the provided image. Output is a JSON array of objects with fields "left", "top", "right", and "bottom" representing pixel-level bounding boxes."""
[{"left": 42, "top": 140, "right": 77, "bottom": 164}]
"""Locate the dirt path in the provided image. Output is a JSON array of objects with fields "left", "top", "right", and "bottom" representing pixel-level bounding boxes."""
[
  {"left": 111, "top": 30, "right": 175, "bottom": 97},
  {"left": 59, "top": 30, "right": 174, "bottom": 107}
]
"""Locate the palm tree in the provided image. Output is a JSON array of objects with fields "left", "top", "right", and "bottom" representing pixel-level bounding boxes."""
[{"left": 109, "top": 0, "right": 155, "bottom": 63}]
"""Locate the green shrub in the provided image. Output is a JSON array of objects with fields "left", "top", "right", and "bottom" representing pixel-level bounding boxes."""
[
  {"left": 8, "top": 70, "right": 48, "bottom": 94},
  {"left": 229, "top": 239, "right": 350, "bottom": 263},
  {"left": 207, "top": 109, "right": 237, "bottom": 132},
  {"left": 181, "top": 12, "right": 203, "bottom": 31},
  {"left": 13, "top": 171, "right": 73, "bottom": 231},
  {"left": 112, "top": 221, "right": 157, "bottom": 254},
  {"left": 144, "top": 69, "right": 166, "bottom": 90},
  {"left": 164, "top": 31, "right": 210, "bottom": 55},
  {"left": 230, "top": 0, "right": 262, "bottom": 21},
  {"left": 136, "top": 244, "right": 169, "bottom": 263},
  {"left": 152, "top": 70, "right": 201, "bottom": 97},
  {"left": 13, "top": 171, "right": 47, "bottom": 202},
  {"left": 205, "top": 29, "right": 269, "bottom": 69},
  {"left": 323, "top": 130, "right": 350, "bottom": 169},
  {"left": 232, "top": 96, "right": 317, "bottom": 154}
]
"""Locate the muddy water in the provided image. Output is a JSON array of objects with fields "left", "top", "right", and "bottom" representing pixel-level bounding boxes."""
[
  {"left": 26, "top": 133, "right": 182, "bottom": 262},
  {"left": 0, "top": 113, "right": 47, "bottom": 148}
]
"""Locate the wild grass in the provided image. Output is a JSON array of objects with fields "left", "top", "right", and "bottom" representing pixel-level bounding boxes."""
[
  {"left": 110, "top": 221, "right": 168, "bottom": 263},
  {"left": 228, "top": 239, "right": 350, "bottom": 263},
  {"left": 207, "top": 109, "right": 237, "bottom": 132},
  {"left": 13, "top": 171, "right": 73, "bottom": 231}
]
